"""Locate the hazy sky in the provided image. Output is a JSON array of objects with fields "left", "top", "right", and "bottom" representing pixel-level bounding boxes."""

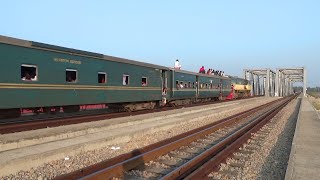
[{"left": 1, "top": 1, "right": 319, "bottom": 86}]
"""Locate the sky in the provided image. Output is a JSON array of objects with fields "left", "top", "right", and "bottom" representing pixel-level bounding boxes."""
[{"left": 1, "top": 1, "right": 319, "bottom": 86}]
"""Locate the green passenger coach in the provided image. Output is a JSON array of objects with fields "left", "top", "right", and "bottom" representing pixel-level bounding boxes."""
[
  {"left": 0, "top": 35, "right": 243, "bottom": 119},
  {"left": 0, "top": 36, "right": 169, "bottom": 117}
]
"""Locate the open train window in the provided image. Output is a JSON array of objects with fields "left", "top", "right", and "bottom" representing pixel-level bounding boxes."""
[
  {"left": 123, "top": 74, "right": 129, "bottom": 85},
  {"left": 193, "top": 82, "right": 195, "bottom": 88},
  {"left": 66, "top": 69, "right": 77, "bottom": 83},
  {"left": 188, "top": 82, "right": 191, "bottom": 88},
  {"left": 98, "top": 72, "right": 107, "bottom": 84},
  {"left": 21, "top": 64, "right": 37, "bottom": 81},
  {"left": 180, "top": 81, "right": 184, "bottom": 88},
  {"left": 142, "top": 77, "right": 147, "bottom": 86}
]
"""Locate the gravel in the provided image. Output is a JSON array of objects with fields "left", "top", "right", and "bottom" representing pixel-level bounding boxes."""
[
  {"left": 209, "top": 97, "right": 300, "bottom": 179},
  {"left": 0, "top": 97, "right": 280, "bottom": 180}
]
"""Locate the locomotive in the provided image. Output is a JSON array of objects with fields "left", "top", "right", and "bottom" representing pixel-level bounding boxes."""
[{"left": 0, "top": 35, "right": 251, "bottom": 118}]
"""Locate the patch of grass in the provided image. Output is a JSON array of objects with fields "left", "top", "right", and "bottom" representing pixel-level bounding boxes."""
[
  {"left": 308, "top": 92, "right": 320, "bottom": 98},
  {"left": 312, "top": 101, "right": 320, "bottom": 110}
]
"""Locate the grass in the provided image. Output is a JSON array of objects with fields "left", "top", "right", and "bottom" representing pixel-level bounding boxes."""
[
  {"left": 312, "top": 101, "right": 320, "bottom": 110},
  {"left": 306, "top": 91, "right": 320, "bottom": 110},
  {"left": 307, "top": 92, "right": 320, "bottom": 98}
]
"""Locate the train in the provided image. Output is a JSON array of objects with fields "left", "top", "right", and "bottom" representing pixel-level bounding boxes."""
[{"left": 0, "top": 35, "right": 251, "bottom": 118}]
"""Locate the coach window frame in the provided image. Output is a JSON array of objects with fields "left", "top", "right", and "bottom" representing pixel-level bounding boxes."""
[
  {"left": 66, "top": 69, "right": 78, "bottom": 83},
  {"left": 21, "top": 64, "right": 38, "bottom": 81},
  {"left": 188, "top": 81, "right": 191, "bottom": 88},
  {"left": 141, "top": 76, "right": 148, "bottom": 86},
  {"left": 98, "top": 72, "right": 107, "bottom": 84},
  {"left": 123, "top": 74, "right": 130, "bottom": 85}
]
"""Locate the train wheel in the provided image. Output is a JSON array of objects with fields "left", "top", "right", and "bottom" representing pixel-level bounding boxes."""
[
  {"left": 32, "top": 108, "right": 42, "bottom": 114},
  {"left": 63, "top": 105, "right": 80, "bottom": 113},
  {"left": 43, "top": 107, "right": 60, "bottom": 114},
  {"left": 52, "top": 106, "right": 60, "bottom": 113},
  {"left": 43, "top": 107, "right": 50, "bottom": 114}
]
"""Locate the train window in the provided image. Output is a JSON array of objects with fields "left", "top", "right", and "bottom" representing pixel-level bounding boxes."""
[
  {"left": 21, "top": 64, "right": 37, "bottom": 81},
  {"left": 142, "top": 77, "right": 147, "bottom": 86},
  {"left": 200, "top": 83, "right": 203, "bottom": 89},
  {"left": 205, "top": 84, "right": 208, "bottom": 88},
  {"left": 98, "top": 72, "right": 107, "bottom": 84},
  {"left": 193, "top": 82, "right": 195, "bottom": 88},
  {"left": 176, "top": 81, "right": 179, "bottom": 89},
  {"left": 188, "top": 82, "right": 191, "bottom": 88},
  {"left": 66, "top": 69, "right": 77, "bottom": 83},
  {"left": 210, "top": 83, "right": 213, "bottom": 89},
  {"left": 123, "top": 74, "right": 129, "bottom": 85},
  {"left": 180, "top": 81, "right": 184, "bottom": 88}
]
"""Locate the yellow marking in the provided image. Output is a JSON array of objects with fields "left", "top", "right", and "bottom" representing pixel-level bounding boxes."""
[
  {"left": 0, "top": 83, "right": 156, "bottom": 89},
  {"left": 172, "top": 89, "right": 196, "bottom": 92},
  {"left": 172, "top": 89, "right": 222, "bottom": 92},
  {"left": 0, "top": 86, "right": 160, "bottom": 90},
  {"left": 54, "top": 58, "right": 82, "bottom": 65},
  {"left": 233, "top": 84, "right": 251, "bottom": 91},
  {"left": 199, "top": 89, "right": 220, "bottom": 92},
  {"left": 0, "top": 83, "right": 160, "bottom": 91}
]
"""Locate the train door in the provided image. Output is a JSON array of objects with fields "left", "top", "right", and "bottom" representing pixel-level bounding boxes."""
[
  {"left": 161, "top": 70, "right": 168, "bottom": 105},
  {"left": 196, "top": 76, "right": 200, "bottom": 99},
  {"left": 219, "top": 78, "right": 223, "bottom": 100}
]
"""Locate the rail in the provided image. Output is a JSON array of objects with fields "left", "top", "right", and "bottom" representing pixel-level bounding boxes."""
[{"left": 55, "top": 95, "right": 296, "bottom": 180}]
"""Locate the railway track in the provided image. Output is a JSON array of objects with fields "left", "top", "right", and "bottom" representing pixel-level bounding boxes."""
[
  {"left": 55, "top": 95, "right": 297, "bottom": 180},
  {"left": 0, "top": 97, "right": 257, "bottom": 134}
]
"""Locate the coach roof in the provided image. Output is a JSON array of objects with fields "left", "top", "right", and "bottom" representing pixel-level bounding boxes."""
[{"left": 0, "top": 35, "right": 169, "bottom": 70}]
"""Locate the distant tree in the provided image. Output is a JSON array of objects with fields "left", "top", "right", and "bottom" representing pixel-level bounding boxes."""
[
  {"left": 307, "top": 87, "right": 320, "bottom": 92},
  {"left": 293, "top": 86, "right": 303, "bottom": 92}
]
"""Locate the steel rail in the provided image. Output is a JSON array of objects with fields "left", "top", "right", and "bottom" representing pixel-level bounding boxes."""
[
  {"left": 184, "top": 95, "right": 295, "bottom": 179},
  {"left": 163, "top": 95, "right": 296, "bottom": 179},
  {"left": 56, "top": 97, "right": 287, "bottom": 180},
  {"left": 0, "top": 96, "right": 257, "bottom": 134}
]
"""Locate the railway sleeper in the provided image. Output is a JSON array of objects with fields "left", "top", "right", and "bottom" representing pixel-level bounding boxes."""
[
  {"left": 158, "top": 159, "right": 185, "bottom": 167},
  {"left": 169, "top": 152, "right": 193, "bottom": 160},
  {"left": 139, "top": 166, "right": 171, "bottom": 175}
]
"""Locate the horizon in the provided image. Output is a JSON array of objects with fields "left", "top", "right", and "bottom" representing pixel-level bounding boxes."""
[{"left": 1, "top": 1, "right": 319, "bottom": 87}]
